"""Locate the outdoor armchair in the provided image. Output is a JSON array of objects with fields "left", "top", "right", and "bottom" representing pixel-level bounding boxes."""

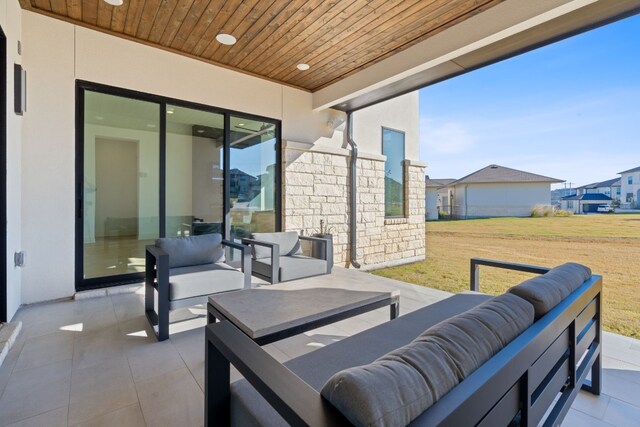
[
  {"left": 145, "top": 233, "right": 251, "bottom": 341},
  {"left": 241, "top": 231, "right": 332, "bottom": 284}
]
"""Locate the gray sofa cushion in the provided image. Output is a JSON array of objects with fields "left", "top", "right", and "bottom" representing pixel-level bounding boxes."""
[
  {"left": 231, "top": 293, "right": 493, "bottom": 427},
  {"left": 156, "top": 233, "right": 225, "bottom": 268},
  {"left": 251, "top": 231, "right": 302, "bottom": 259},
  {"left": 508, "top": 262, "right": 591, "bottom": 317},
  {"left": 169, "top": 263, "right": 243, "bottom": 300},
  {"left": 320, "top": 293, "right": 534, "bottom": 427},
  {"left": 253, "top": 255, "right": 327, "bottom": 282}
]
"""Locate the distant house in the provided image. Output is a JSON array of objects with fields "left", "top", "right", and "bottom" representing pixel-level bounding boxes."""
[
  {"left": 575, "top": 178, "right": 621, "bottom": 200},
  {"left": 425, "top": 177, "right": 455, "bottom": 220},
  {"left": 619, "top": 166, "right": 640, "bottom": 209},
  {"left": 560, "top": 193, "right": 613, "bottom": 214},
  {"left": 441, "top": 165, "right": 563, "bottom": 219}
]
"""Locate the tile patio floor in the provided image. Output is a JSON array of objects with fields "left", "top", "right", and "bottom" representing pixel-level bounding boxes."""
[{"left": 0, "top": 267, "right": 638, "bottom": 426}]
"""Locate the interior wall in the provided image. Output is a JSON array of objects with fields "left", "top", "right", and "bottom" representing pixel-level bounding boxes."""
[
  {"left": 1, "top": 0, "right": 22, "bottom": 320},
  {"left": 18, "top": 10, "right": 351, "bottom": 303}
]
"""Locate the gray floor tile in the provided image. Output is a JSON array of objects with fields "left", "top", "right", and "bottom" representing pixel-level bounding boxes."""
[
  {"left": 68, "top": 355, "right": 138, "bottom": 425},
  {"left": 4, "top": 406, "right": 68, "bottom": 427},
  {"left": 13, "top": 331, "right": 74, "bottom": 372},
  {"left": 571, "top": 391, "right": 611, "bottom": 419},
  {"left": 137, "top": 367, "right": 203, "bottom": 427},
  {"left": 0, "top": 360, "right": 71, "bottom": 426},
  {"left": 601, "top": 370, "right": 640, "bottom": 407},
  {"left": 72, "top": 325, "right": 125, "bottom": 370},
  {"left": 70, "top": 403, "right": 145, "bottom": 427},
  {"left": 561, "top": 408, "right": 615, "bottom": 427},
  {"left": 126, "top": 338, "right": 186, "bottom": 383},
  {"left": 602, "top": 397, "right": 640, "bottom": 427}
]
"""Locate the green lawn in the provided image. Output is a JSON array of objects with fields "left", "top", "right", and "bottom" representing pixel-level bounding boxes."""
[{"left": 372, "top": 214, "right": 640, "bottom": 338}]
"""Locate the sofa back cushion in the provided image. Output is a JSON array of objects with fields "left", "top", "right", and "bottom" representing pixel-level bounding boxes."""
[
  {"left": 156, "top": 233, "right": 225, "bottom": 269},
  {"left": 508, "top": 262, "right": 591, "bottom": 318},
  {"left": 251, "top": 231, "right": 302, "bottom": 259},
  {"left": 321, "top": 293, "right": 534, "bottom": 427}
]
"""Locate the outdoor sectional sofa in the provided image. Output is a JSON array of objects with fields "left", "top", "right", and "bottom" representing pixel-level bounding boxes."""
[{"left": 205, "top": 258, "right": 602, "bottom": 426}]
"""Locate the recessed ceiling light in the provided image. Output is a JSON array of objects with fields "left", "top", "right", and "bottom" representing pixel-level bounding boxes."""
[
  {"left": 196, "top": 129, "right": 205, "bottom": 134},
  {"left": 167, "top": 109, "right": 174, "bottom": 114},
  {"left": 94, "top": 115, "right": 104, "bottom": 121},
  {"left": 216, "top": 34, "right": 237, "bottom": 45},
  {"left": 147, "top": 124, "right": 156, "bottom": 128},
  {"left": 238, "top": 123, "right": 245, "bottom": 126},
  {"left": 103, "top": 0, "right": 123, "bottom": 6},
  {"left": 297, "top": 63, "right": 310, "bottom": 71}
]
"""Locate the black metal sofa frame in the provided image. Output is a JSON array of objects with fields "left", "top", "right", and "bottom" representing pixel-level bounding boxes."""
[
  {"left": 145, "top": 239, "right": 251, "bottom": 341},
  {"left": 205, "top": 259, "right": 602, "bottom": 426}
]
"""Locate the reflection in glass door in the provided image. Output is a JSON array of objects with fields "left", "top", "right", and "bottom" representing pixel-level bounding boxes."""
[
  {"left": 83, "top": 92, "right": 160, "bottom": 280},
  {"left": 78, "top": 84, "right": 282, "bottom": 289},
  {"left": 166, "top": 105, "right": 224, "bottom": 237},
  {"left": 229, "top": 115, "right": 278, "bottom": 241}
]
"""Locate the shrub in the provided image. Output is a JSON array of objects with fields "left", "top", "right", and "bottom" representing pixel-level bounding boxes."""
[
  {"left": 554, "top": 209, "right": 573, "bottom": 217},
  {"left": 531, "top": 204, "right": 553, "bottom": 217}
]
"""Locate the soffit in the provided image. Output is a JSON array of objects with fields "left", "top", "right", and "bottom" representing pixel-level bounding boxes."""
[{"left": 18, "top": 0, "right": 504, "bottom": 92}]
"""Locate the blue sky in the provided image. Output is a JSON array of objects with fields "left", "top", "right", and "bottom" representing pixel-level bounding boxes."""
[{"left": 419, "top": 13, "right": 640, "bottom": 189}]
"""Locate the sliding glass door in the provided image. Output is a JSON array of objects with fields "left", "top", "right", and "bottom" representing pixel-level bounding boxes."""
[
  {"left": 229, "top": 115, "right": 278, "bottom": 241},
  {"left": 166, "top": 105, "right": 224, "bottom": 237},
  {"left": 82, "top": 92, "right": 160, "bottom": 281},
  {"left": 77, "top": 83, "right": 280, "bottom": 289}
]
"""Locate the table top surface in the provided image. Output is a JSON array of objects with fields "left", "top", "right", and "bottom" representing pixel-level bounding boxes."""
[{"left": 208, "top": 287, "right": 399, "bottom": 339}]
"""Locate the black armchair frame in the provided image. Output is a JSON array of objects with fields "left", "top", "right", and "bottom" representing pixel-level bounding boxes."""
[
  {"left": 145, "top": 239, "right": 251, "bottom": 341},
  {"left": 241, "top": 235, "right": 331, "bottom": 284},
  {"left": 205, "top": 259, "right": 602, "bottom": 426}
]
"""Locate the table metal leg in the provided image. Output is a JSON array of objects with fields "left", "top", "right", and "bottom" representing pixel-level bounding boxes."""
[{"left": 390, "top": 300, "right": 400, "bottom": 320}]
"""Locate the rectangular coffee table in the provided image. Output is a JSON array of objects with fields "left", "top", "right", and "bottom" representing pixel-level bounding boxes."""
[{"left": 207, "top": 287, "right": 400, "bottom": 345}]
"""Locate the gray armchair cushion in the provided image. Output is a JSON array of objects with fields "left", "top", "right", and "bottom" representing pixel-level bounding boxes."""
[
  {"left": 251, "top": 231, "right": 302, "bottom": 259},
  {"left": 156, "top": 233, "right": 225, "bottom": 269},
  {"left": 169, "top": 263, "right": 243, "bottom": 300},
  {"left": 508, "top": 262, "right": 592, "bottom": 317},
  {"left": 321, "top": 293, "right": 534, "bottom": 427},
  {"left": 253, "top": 255, "right": 327, "bottom": 282}
]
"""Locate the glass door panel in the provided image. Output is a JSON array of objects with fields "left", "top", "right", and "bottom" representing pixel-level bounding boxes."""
[
  {"left": 83, "top": 91, "right": 160, "bottom": 280},
  {"left": 166, "top": 105, "right": 224, "bottom": 237},
  {"left": 229, "top": 115, "right": 277, "bottom": 241}
]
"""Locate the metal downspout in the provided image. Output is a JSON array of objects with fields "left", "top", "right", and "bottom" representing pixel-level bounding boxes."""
[{"left": 346, "top": 112, "right": 361, "bottom": 268}]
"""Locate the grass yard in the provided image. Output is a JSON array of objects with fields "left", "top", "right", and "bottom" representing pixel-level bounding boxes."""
[{"left": 372, "top": 214, "right": 640, "bottom": 338}]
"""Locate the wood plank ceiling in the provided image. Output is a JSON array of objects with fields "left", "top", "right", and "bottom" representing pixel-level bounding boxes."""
[{"left": 19, "top": 0, "right": 505, "bottom": 91}]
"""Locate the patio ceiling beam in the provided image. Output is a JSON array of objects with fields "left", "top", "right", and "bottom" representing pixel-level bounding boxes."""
[{"left": 314, "top": 0, "right": 640, "bottom": 112}]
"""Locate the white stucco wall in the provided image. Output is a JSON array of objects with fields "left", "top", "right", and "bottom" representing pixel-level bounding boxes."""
[
  {"left": 17, "top": 10, "right": 422, "bottom": 304},
  {"left": 451, "top": 183, "right": 552, "bottom": 218},
  {"left": 1, "top": 0, "right": 22, "bottom": 320},
  {"left": 620, "top": 171, "right": 640, "bottom": 208},
  {"left": 352, "top": 92, "right": 420, "bottom": 161}
]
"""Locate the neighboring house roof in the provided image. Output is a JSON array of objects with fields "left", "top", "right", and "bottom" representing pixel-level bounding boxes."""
[
  {"left": 561, "top": 193, "right": 613, "bottom": 201},
  {"left": 596, "top": 178, "right": 621, "bottom": 187},
  {"left": 577, "top": 178, "right": 621, "bottom": 190},
  {"left": 447, "top": 164, "right": 564, "bottom": 186},
  {"left": 425, "top": 177, "right": 456, "bottom": 188},
  {"left": 619, "top": 166, "right": 640, "bottom": 174}
]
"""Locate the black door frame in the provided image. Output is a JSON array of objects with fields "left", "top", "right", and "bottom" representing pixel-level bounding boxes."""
[
  {"left": 1, "top": 26, "right": 7, "bottom": 322},
  {"left": 75, "top": 81, "right": 282, "bottom": 291}
]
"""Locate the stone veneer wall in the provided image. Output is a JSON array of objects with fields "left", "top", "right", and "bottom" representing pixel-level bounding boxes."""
[{"left": 283, "top": 142, "right": 425, "bottom": 269}]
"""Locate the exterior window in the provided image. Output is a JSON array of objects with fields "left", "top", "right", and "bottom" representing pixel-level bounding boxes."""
[
  {"left": 617, "top": 187, "right": 621, "bottom": 196},
  {"left": 628, "top": 176, "right": 633, "bottom": 185},
  {"left": 627, "top": 193, "right": 634, "bottom": 203},
  {"left": 567, "top": 201, "right": 574, "bottom": 209},
  {"left": 382, "top": 128, "right": 405, "bottom": 217}
]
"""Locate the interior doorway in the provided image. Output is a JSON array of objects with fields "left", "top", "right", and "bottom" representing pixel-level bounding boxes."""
[{"left": 1, "top": 26, "right": 7, "bottom": 322}]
